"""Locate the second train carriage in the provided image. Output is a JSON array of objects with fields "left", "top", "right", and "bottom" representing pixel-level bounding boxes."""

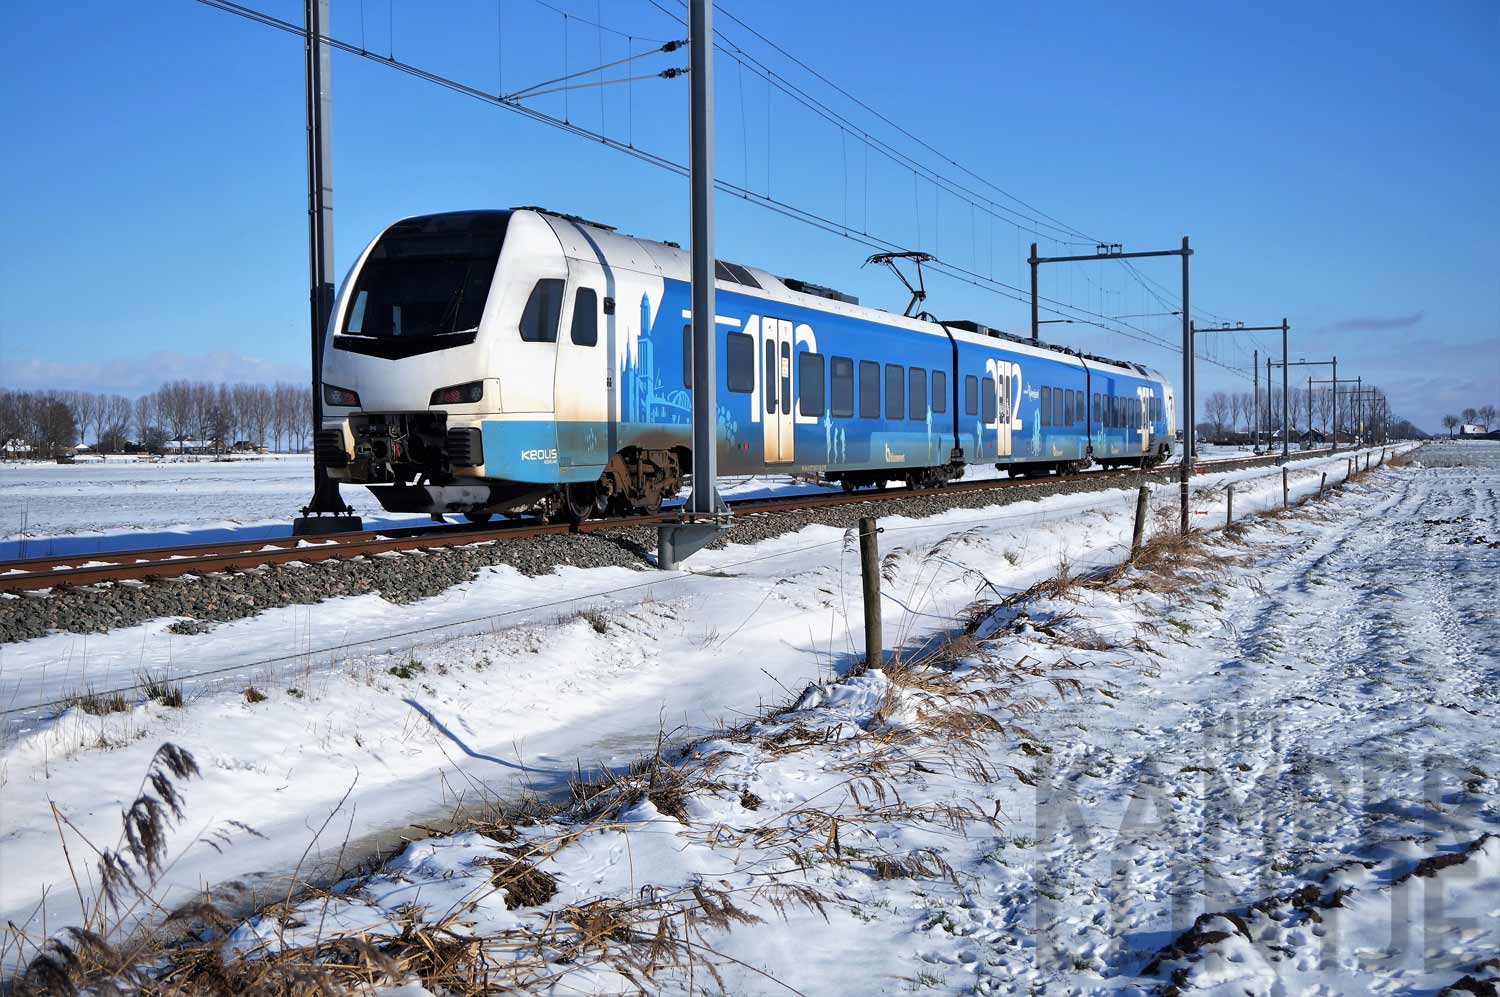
[{"left": 315, "top": 208, "right": 1174, "bottom": 521}]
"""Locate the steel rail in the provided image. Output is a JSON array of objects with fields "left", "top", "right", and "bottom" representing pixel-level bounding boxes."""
[{"left": 0, "top": 450, "right": 1329, "bottom": 593}]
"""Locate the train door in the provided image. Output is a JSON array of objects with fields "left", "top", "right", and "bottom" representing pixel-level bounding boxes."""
[
  {"left": 554, "top": 263, "right": 609, "bottom": 469},
  {"left": 1136, "top": 386, "right": 1154, "bottom": 454},
  {"left": 984, "top": 356, "right": 1016, "bottom": 458},
  {"left": 762, "top": 317, "right": 794, "bottom": 463}
]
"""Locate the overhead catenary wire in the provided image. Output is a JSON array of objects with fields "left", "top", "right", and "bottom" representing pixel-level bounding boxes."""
[{"left": 190, "top": 0, "right": 1251, "bottom": 378}]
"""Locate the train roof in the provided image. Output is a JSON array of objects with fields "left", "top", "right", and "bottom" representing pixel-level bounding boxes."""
[{"left": 517, "top": 206, "right": 1168, "bottom": 382}]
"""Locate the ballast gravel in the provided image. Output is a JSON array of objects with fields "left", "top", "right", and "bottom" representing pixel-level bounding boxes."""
[{"left": 0, "top": 461, "right": 1232, "bottom": 643}]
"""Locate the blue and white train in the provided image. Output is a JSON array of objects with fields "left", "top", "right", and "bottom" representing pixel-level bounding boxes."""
[{"left": 316, "top": 208, "right": 1175, "bottom": 522}]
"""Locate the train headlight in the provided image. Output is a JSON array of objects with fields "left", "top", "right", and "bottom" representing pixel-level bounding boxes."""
[
  {"left": 430, "top": 381, "right": 484, "bottom": 405},
  {"left": 323, "top": 384, "right": 361, "bottom": 407}
]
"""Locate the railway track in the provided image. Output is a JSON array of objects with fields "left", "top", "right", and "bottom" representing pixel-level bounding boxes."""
[{"left": 0, "top": 450, "right": 1331, "bottom": 593}]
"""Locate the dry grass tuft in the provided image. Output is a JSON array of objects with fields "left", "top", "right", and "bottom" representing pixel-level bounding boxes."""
[
  {"left": 62, "top": 686, "right": 130, "bottom": 717},
  {"left": 481, "top": 848, "right": 560, "bottom": 908},
  {"left": 242, "top": 685, "right": 268, "bottom": 704}
]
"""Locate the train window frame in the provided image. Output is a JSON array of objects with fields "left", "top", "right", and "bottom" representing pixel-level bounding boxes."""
[
  {"left": 1063, "top": 389, "right": 1074, "bottom": 427},
  {"left": 885, "top": 364, "right": 905, "bottom": 420},
  {"left": 519, "top": 279, "right": 565, "bottom": 343},
  {"left": 859, "top": 360, "right": 880, "bottom": 419},
  {"left": 931, "top": 370, "right": 947, "bottom": 414},
  {"left": 830, "top": 356, "right": 854, "bottom": 417},
  {"left": 569, "top": 287, "right": 598, "bottom": 347},
  {"left": 981, "top": 378, "right": 998, "bottom": 425},
  {"left": 1040, "top": 386, "right": 1051, "bottom": 427},
  {"left": 1054, "top": 387, "right": 1064, "bottom": 428},
  {"left": 726, "top": 332, "right": 754, "bottom": 393},
  {"left": 765, "top": 340, "right": 777, "bottom": 414},
  {"left": 965, "top": 375, "right": 979, "bottom": 416},
  {"left": 1093, "top": 392, "right": 1101, "bottom": 425},
  {"left": 798, "top": 352, "right": 825, "bottom": 417},
  {"left": 908, "top": 367, "right": 927, "bottom": 421}
]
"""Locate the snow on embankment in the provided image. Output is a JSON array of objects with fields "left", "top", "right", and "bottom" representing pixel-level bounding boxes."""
[{"left": 17, "top": 448, "right": 1496, "bottom": 995}]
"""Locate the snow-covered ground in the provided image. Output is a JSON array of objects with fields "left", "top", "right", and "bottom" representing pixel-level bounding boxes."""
[
  {"left": 0, "top": 446, "right": 1413, "bottom": 973},
  {"left": 0, "top": 444, "right": 1266, "bottom": 560},
  {"left": 31, "top": 439, "right": 1481, "bottom": 996}
]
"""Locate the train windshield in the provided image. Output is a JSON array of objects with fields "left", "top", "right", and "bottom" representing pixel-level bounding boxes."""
[{"left": 342, "top": 211, "right": 509, "bottom": 340}]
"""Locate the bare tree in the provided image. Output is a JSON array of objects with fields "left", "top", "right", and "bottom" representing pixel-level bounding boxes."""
[
  {"left": 1204, "top": 391, "right": 1232, "bottom": 438},
  {"left": 1443, "top": 415, "right": 1459, "bottom": 438},
  {"left": 1480, "top": 404, "right": 1497, "bottom": 428}
]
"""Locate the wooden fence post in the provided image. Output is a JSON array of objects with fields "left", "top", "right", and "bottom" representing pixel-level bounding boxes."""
[
  {"left": 1132, "top": 485, "right": 1150, "bottom": 555},
  {"left": 1226, "top": 483, "right": 1234, "bottom": 525},
  {"left": 1319, "top": 471, "right": 1327, "bottom": 498},
  {"left": 1282, "top": 467, "right": 1289, "bottom": 509},
  {"left": 858, "top": 516, "right": 882, "bottom": 668}
]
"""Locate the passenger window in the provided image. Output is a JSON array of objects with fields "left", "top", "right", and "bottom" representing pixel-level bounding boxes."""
[
  {"left": 1060, "top": 389, "right": 1071, "bottom": 427},
  {"left": 1040, "top": 386, "right": 1051, "bottom": 427},
  {"left": 765, "top": 340, "right": 777, "bottom": 414},
  {"left": 799, "top": 352, "right": 825, "bottom": 417},
  {"left": 982, "top": 378, "right": 997, "bottom": 425},
  {"left": 682, "top": 325, "right": 692, "bottom": 388},
  {"left": 965, "top": 375, "right": 979, "bottom": 416},
  {"left": 831, "top": 356, "right": 854, "bottom": 417},
  {"left": 570, "top": 287, "right": 598, "bottom": 346},
  {"left": 519, "top": 278, "right": 564, "bottom": 343},
  {"left": 1093, "top": 392, "right": 1101, "bottom": 425},
  {"left": 885, "top": 365, "right": 905, "bottom": 420},
  {"left": 726, "top": 332, "right": 754, "bottom": 393},
  {"left": 908, "top": 367, "right": 927, "bottom": 421},
  {"left": 859, "top": 360, "right": 880, "bottom": 419},
  {"left": 931, "top": 371, "right": 947, "bottom": 414}
]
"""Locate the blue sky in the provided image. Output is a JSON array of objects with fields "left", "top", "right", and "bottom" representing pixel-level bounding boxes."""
[{"left": 2, "top": 0, "right": 1495, "bottom": 430}]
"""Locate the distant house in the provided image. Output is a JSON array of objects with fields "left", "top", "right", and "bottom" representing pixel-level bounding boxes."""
[{"left": 1459, "top": 423, "right": 1489, "bottom": 436}]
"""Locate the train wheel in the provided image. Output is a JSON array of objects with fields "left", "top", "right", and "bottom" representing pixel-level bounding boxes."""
[
  {"left": 561, "top": 483, "right": 598, "bottom": 524},
  {"left": 840, "top": 477, "right": 858, "bottom": 493},
  {"left": 638, "top": 491, "right": 663, "bottom": 516},
  {"left": 463, "top": 511, "right": 493, "bottom": 524}
]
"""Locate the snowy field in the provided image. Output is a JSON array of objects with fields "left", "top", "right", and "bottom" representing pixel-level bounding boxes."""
[
  {"left": 0, "top": 445, "right": 1265, "bottom": 560},
  {"left": 0, "top": 446, "right": 1431, "bottom": 984},
  {"left": 192, "top": 443, "right": 1496, "bottom": 995}
]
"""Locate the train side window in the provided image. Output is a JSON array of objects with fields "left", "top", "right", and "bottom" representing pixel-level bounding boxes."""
[
  {"left": 1053, "top": 387, "right": 1063, "bottom": 427},
  {"left": 830, "top": 356, "right": 854, "bottom": 417},
  {"left": 1064, "top": 389, "right": 1074, "bottom": 426},
  {"left": 931, "top": 370, "right": 947, "bottom": 414},
  {"left": 798, "top": 352, "right": 825, "bottom": 417},
  {"left": 725, "top": 332, "right": 754, "bottom": 393},
  {"left": 1040, "top": 386, "right": 1051, "bottom": 426},
  {"left": 965, "top": 375, "right": 979, "bottom": 416},
  {"left": 682, "top": 326, "right": 692, "bottom": 387},
  {"left": 519, "top": 278, "right": 564, "bottom": 343},
  {"left": 908, "top": 367, "right": 927, "bottom": 421},
  {"left": 570, "top": 287, "right": 598, "bottom": 346},
  {"left": 765, "top": 340, "right": 777, "bottom": 414},
  {"left": 859, "top": 360, "right": 880, "bottom": 418},
  {"left": 885, "top": 364, "right": 905, "bottom": 420},
  {"left": 982, "top": 378, "right": 998, "bottom": 425},
  {"left": 1093, "top": 392, "right": 1101, "bottom": 425}
]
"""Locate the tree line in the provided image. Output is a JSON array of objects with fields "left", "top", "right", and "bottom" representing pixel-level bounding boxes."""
[
  {"left": 1, "top": 382, "right": 313, "bottom": 458},
  {"left": 1441, "top": 405, "right": 1498, "bottom": 437},
  {"left": 1196, "top": 384, "right": 1423, "bottom": 442}
]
